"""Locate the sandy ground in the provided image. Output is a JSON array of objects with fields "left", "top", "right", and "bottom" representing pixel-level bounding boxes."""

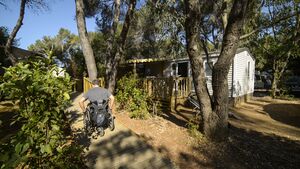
[
  {"left": 68, "top": 93, "right": 176, "bottom": 169},
  {"left": 1, "top": 95, "right": 300, "bottom": 168},
  {"left": 115, "top": 97, "right": 300, "bottom": 169},
  {"left": 230, "top": 97, "right": 300, "bottom": 141}
]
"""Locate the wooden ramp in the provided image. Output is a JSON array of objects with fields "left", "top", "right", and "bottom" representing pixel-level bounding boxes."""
[{"left": 68, "top": 93, "right": 177, "bottom": 169}]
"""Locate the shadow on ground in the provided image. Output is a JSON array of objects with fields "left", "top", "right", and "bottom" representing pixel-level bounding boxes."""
[
  {"left": 78, "top": 130, "right": 174, "bottom": 169},
  {"left": 263, "top": 103, "right": 300, "bottom": 128},
  {"left": 0, "top": 102, "right": 20, "bottom": 143},
  {"left": 71, "top": 92, "right": 82, "bottom": 102},
  {"left": 155, "top": 99, "right": 300, "bottom": 168},
  {"left": 178, "top": 125, "right": 300, "bottom": 169},
  {"left": 159, "top": 103, "right": 197, "bottom": 129},
  {"left": 69, "top": 92, "right": 175, "bottom": 169},
  {"left": 68, "top": 110, "right": 83, "bottom": 125}
]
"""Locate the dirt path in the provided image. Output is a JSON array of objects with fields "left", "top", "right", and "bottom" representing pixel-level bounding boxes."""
[
  {"left": 114, "top": 97, "right": 300, "bottom": 169},
  {"left": 68, "top": 93, "right": 177, "bottom": 169},
  {"left": 230, "top": 97, "right": 300, "bottom": 141}
]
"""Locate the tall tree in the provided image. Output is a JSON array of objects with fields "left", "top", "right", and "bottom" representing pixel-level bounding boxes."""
[
  {"left": 75, "top": 0, "right": 97, "bottom": 80},
  {"left": 211, "top": 0, "right": 250, "bottom": 139},
  {"left": 104, "top": 0, "right": 137, "bottom": 93},
  {"left": 251, "top": 0, "right": 300, "bottom": 98},
  {"left": 4, "top": 0, "right": 26, "bottom": 65},
  {"left": 4, "top": 0, "right": 48, "bottom": 65},
  {"left": 126, "top": 0, "right": 186, "bottom": 59},
  {"left": 184, "top": 0, "right": 251, "bottom": 140},
  {"left": 0, "top": 27, "right": 18, "bottom": 74},
  {"left": 28, "top": 28, "right": 86, "bottom": 78},
  {"left": 184, "top": 0, "right": 214, "bottom": 138},
  {"left": 104, "top": 0, "right": 121, "bottom": 91},
  {"left": 0, "top": 0, "right": 6, "bottom": 7}
]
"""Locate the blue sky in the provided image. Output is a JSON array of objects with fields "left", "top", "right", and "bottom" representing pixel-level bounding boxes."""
[{"left": 0, "top": 0, "right": 97, "bottom": 49}]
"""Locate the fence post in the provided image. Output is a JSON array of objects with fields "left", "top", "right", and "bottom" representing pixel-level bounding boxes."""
[{"left": 170, "top": 76, "right": 176, "bottom": 112}]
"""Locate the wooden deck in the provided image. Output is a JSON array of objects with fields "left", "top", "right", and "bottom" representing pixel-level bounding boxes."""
[
  {"left": 83, "top": 77, "right": 193, "bottom": 97},
  {"left": 83, "top": 77, "right": 194, "bottom": 110}
]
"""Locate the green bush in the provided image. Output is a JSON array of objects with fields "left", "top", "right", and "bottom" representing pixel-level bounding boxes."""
[
  {"left": 186, "top": 115, "right": 203, "bottom": 140},
  {"left": 0, "top": 61, "right": 86, "bottom": 168},
  {"left": 116, "top": 73, "right": 150, "bottom": 119}
]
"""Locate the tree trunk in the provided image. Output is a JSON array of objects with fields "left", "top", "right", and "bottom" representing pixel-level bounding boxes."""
[
  {"left": 271, "top": 74, "right": 278, "bottom": 98},
  {"left": 270, "top": 5, "right": 299, "bottom": 98},
  {"left": 211, "top": 0, "right": 249, "bottom": 140},
  {"left": 184, "top": 0, "right": 216, "bottom": 137},
  {"left": 106, "top": 0, "right": 137, "bottom": 93},
  {"left": 5, "top": 0, "right": 26, "bottom": 65},
  {"left": 271, "top": 53, "right": 290, "bottom": 99},
  {"left": 75, "top": 0, "right": 97, "bottom": 80},
  {"left": 105, "top": 0, "right": 121, "bottom": 89}
]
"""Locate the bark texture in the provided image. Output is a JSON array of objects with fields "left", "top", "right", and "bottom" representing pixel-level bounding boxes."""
[
  {"left": 106, "top": 0, "right": 137, "bottom": 93},
  {"left": 75, "top": 0, "right": 97, "bottom": 80},
  {"left": 5, "top": 0, "right": 26, "bottom": 65},
  {"left": 211, "top": 0, "right": 249, "bottom": 140},
  {"left": 184, "top": 0, "right": 250, "bottom": 141},
  {"left": 184, "top": 0, "right": 216, "bottom": 137},
  {"left": 105, "top": 0, "right": 121, "bottom": 89}
]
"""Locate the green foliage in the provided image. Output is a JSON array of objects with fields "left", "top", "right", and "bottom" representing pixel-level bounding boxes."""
[
  {"left": 0, "top": 61, "right": 86, "bottom": 168},
  {"left": 124, "top": 0, "right": 187, "bottom": 60},
  {"left": 28, "top": 28, "right": 109, "bottom": 79},
  {"left": 116, "top": 73, "right": 150, "bottom": 119},
  {"left": 247, "top": 0, "right": 300, "bottom": 98},
  {"left": 186, "top": 118, "right": 204, "bottom": 140},
  {"left": 28, "top": 28, "right": 87, "bottom": 79}
]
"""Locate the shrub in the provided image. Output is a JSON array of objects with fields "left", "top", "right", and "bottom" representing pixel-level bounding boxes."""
[
  {"left": 116, "top": 73, "right": 150, "bottom": 119},
  {"left": 0, "top": 61, "right": 86, "bottom": 168},
  {"left": 186, "top": 114, "right": 203, "bottom": 140}
]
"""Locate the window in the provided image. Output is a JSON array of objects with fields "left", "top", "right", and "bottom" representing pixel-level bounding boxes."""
[
  {"left": 177, "top": 62, "right": 189, "bottom": 77},
  {"left": 247, "top": 61, "right": 250, "bottom": 79}
]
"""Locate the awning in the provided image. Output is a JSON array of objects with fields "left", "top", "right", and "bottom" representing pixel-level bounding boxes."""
[{"left": 126, "top": 58, "right": 169, "bottom": 64}]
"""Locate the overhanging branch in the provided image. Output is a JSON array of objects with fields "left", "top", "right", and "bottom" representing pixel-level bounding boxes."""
[{"left": 240, "top": 11, "right": 300, "bottom": 40}]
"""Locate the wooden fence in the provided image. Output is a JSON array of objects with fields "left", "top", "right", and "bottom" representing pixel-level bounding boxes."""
[
  {"left": 142, "top": 77, "right": 193, "bottom": 100},
  {"left": 142, "top": 77, "right": 174, "bottom": 101},
  {"left": 83, "top": 77, "right": 105, "bottom": 93},
  {"left": 174, "top": 77, "right": 193, "bottom": 98},
  {"left": 82, "top": 76, "right": 193, "bottom": 101}
]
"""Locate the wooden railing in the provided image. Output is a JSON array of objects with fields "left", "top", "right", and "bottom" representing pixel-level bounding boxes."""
[
  {"left": 83, "top": 77, "right": 105, "bottom": 93},
  {"left": 141, "top": 77, "right": 193, "bottom": 100},
  {"left": 174, "top": 77, "right": 193, "bottom": 98},
  {"left": 82, "top": 76, "right": 193, "bottom": 101},
  {"left": 142, "top": 77, "right": 174, "bottom": 101}
]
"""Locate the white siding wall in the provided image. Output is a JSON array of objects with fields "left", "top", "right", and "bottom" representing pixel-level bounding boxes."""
[
  {"left": 232, "top": 51, "right": 255, "bottom": 97},
  {"left": 170, "top": 49, "right": 255, "bottom": 98},
  {"left": 203, "top": 58, "right": 216, "bottom": 95},
  {"left": 228, "top": 63, "right": 233, "bottom": 96},
  {"left": 204, "top": 58, "right": 233, "bottom": 96}
]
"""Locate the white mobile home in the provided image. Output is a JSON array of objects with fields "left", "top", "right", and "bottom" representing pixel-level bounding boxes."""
[
  {"left": 124, "top": 48, "right": 255, "bottom": 105},
  {"left": 168, "top": 48, "right": 255, "bottom": 98}
]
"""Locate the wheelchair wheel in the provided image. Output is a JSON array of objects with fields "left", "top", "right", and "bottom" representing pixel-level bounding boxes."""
[
  {"left": 97, "top": 127, "right": 105, "bottom": 137},
  {"left": 109, "top": 116, "right": 115, "bottom": 131},
  {"left": 83, "top": 112, "right": 92, "bottom": 135}
]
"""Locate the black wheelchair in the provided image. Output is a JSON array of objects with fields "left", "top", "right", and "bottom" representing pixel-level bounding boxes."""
[{"left": 83, "top": 100, "right": 115, "bottom": 137}]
